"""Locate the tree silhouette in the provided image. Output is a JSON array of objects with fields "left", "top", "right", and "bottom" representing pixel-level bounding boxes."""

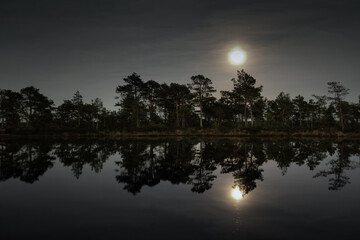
[
  {"left": 267, "top": 92, "right": 294, "bottom": 125},
  {"left": 293, "top": 95, "right": 308, "bottom": 128},
  {"left": 327, "top": 82, "right": 349, "bottom": 131},
  {"left": 142, "top": 80, "right": 161, "bottom": 125},
  {"left": 188, "top": 75, "right": 216, "bottom": 128},
  {"left": 0, "top": 72, "right": 359, "bottom": 134},
  {"left": 116, "top": 73, "right": 146, "bottom": 129},
  {"left": 20, "top": 86, "right": 54, "bottom": 130},
  {"left": 231, "top": 70, "right": 263, "bottom": 126},
  {"left": 0, "top": 90, "right": 23, "bottom": 131}
]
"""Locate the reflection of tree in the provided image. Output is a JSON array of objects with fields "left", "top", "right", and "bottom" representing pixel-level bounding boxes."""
[
  {"left": 189, "top": 142, "right": 217, "bottom": 193},
  {"left": 54, "top": 141, "right": 116, "bottom": 178},
  {"left": 0, "top": 142, "right": 55, "bottom": 183},
  {"left": 292, "top": 141, "right": 329, "bottom": 170},
  {"left": 264, "top": 141, "right": 333, "bottom": 174},
  {"left": 265, "top": 141, "right": 295, "bottom": 175},
  {"left": 1, "top": 139, "right": 359, "bottom": 195},
  {"left": 314, "top": 142, "right": 360, "bottom": 190},
  {"left": 113, "top": 140, "right": 360, "bottom": 195},
  {"left": 221, "top": 142, "right": 264, "bottom": 195},
  {"left": 158, "top": 141, "right": 194, "bottom": 185},
  {"left": 115, "top": 140, "right": 196, "bottom": 195},
  {"left": 115, "top": 141, "right": 159, "bottom": 194}
]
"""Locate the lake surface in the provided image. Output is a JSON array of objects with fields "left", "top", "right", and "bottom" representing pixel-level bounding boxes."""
[{"left": 0, "top": 139, "right": 359, "bottom": 239}]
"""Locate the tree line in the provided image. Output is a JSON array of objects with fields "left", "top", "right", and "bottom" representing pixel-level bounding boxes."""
[{"left": 1, "top": 70, "right": 359, "bottom": 133}]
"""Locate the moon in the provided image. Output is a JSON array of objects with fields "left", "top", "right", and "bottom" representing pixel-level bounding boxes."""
[
  {"left": 229, "top": 49, "right": 246, "bottom": 65},
  {"left": 231, "top": 186, "right": 243, "bottom": 200}
]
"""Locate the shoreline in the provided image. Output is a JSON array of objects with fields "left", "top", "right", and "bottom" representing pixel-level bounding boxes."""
[{"left": 1, "top": 130, "right": 360, "bottom": 140}]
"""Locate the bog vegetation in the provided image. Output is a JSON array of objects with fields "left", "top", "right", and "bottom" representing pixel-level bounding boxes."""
[{"left": 0, "top": 70, "right": 359, "bottom": 134}]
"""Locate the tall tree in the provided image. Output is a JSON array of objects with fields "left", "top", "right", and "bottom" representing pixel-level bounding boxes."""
[
  {"left": 220, "top": 90, "right": 240, "bottom": 124},
  {"left": 142, "top": 80, "right": 161, "bottom": 124},
  {"left": 231, "top": 70, "right": 263, "bottom": 126},
  {"left": 267, "top": 92, "right": 294, "bottom": 125},
  {"left": 56, "top": 100, "right": 76, "bottom": 129},
  {"left": 156, "top": 83, "right": 171, "bottom": 124},
  {"left": 0, "top": 90, "right": 23, "bottom": 131},
  {"left": 90, "top": 98, "right": 106, "bottom": 130},
  {"left": 20, "top": 86, "right": 54, "bottom": 130},
  {"left": 327, "top": 82, "right": 349, "bottom": 131},
  {"left": 312, "top": 95, "right": 328, "bottom": 126},
  {"left": 188, "top": 75, "right": 216, "bottom": 128},
  {"left": 116, "top": 73, "right": 145, "bottom": 129},
  {"left": 292, "top": 95, "right": 308, "bottom": 127},
  {"left": 71, "top": 91, "right": 83, "bottom": 127},
  {"left": 168, "top": 83, "right": 193, "bottom": 128}
]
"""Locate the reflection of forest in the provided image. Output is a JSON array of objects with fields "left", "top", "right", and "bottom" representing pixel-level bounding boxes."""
[
  {"left": 0, "top": 140, "right": 359, "bottom": 194},
  {"left": 0, "top": 142, "right": 55, "bottom": 183}
]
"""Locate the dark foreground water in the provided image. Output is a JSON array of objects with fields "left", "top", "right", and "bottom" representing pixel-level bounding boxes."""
[{"left": 0, "top": 139, "right": 359, "bottom": 240}]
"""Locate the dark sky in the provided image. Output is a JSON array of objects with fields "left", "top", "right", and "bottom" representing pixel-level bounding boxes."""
[{"left": 1, "top": 0, "right": 359, "bottom": 108}]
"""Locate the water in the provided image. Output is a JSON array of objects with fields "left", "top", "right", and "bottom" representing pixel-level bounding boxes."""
[{"left": 0, "top": 139, "right": 359, "bottom": 239}]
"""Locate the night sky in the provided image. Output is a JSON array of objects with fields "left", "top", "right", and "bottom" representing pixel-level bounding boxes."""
[{"left": 1, "top": 0, "right": 359, "bottom": 108}]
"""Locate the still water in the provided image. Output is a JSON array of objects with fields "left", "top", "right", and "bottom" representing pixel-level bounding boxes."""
[{"left": 0, "top": 139, "right": 359, "bottom": 239}]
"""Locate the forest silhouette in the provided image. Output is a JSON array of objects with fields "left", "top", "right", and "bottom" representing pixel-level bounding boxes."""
[{"left": 0, "top": 70, "right": 359, "bottom": 134}]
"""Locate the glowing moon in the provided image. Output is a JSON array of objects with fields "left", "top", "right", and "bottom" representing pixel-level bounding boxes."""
[
  {"left": 229, "top": 49, "right": 246, "bottom": 65},
  {"left": 231, "top": 186, "right": 243, "bottom": 200}
]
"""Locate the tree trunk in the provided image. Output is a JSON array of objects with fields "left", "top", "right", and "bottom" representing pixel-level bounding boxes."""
[
  {"left": 339, "top": 103, "right": 344, "bottom": 131},
  {"left": 136, "top": 106, "right": 140, "bottom": 128},
  {"left": 200, "top": 103, "right": 203, "bottom": 128},
  {"left": 149, "top": 104, "right": 152, "bottom": 123},
  {"left": 77, "top": 111, "right": 80, "bottom": 127},
  {"left": 243, "top": 101, "right": 247, "bottom": 126},
  {"left": 249, "top": 101, "right": 254, "bottom": 126},
  {"left": 181, "top": 110, "right": 186, "bottom": 129},
  {"left": 175, "top": 100, "right": 179, "bottom": 128}
]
